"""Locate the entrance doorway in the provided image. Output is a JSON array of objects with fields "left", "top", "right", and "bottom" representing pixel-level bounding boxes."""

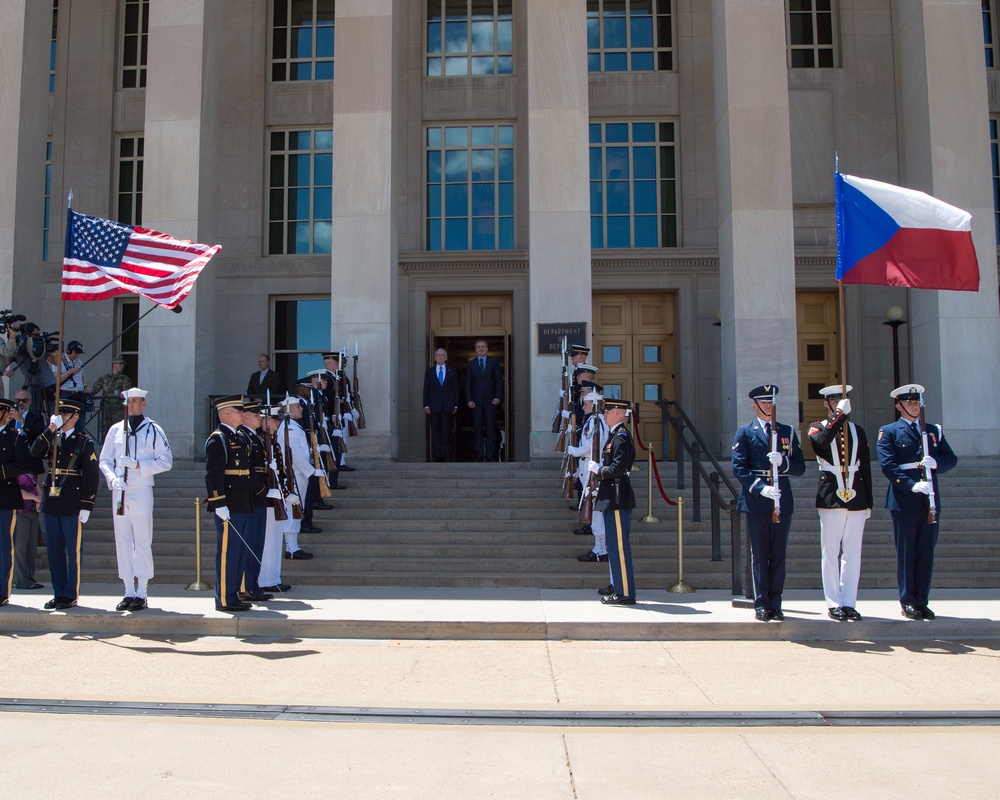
[
  {"left": 796, "top": 291, "right": 840, "bottom": 459},
  {"left": 428, "top": 295, "right": 512, "bottom": 462},
  {"left": 591, "top": 293, "right": 676, "bottom": 458}
]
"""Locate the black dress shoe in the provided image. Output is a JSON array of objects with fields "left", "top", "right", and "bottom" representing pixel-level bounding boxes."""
[
  {"left": 216, "top": 601, "right": 253, "bottom": 612},
  {"left": 600, "top": 593, "right": 636, "bottom": 605},
  {"left": 339, "top": 465, "right": 355, "bottom": 472},
  {"left": 259, "top": 584, "right": 292, "bottom": 593},
  {"left": 55, "top": 598, "right": 78, "bottom": 610},
  {"left": 330, "top": 485, "right": 347, "bottom": 490},
  {"left": 828, "top": 606, "right": 847, "bottom": 621},
  {"left": 312, "top": 501, "right": 333, "bottom": 510},
  {"left": 26, "top": 582, "right": 44, "bottom": 590},
  {"left": 597, "top": 584, "right": 615, "bottom": 596},
  {"left": 44, "top": 597, "right": 60, "bottom": 610},
  {"left": 299, "top": 525, "right": 323, "bottom": 534},
  {"left": 116, "top": 596, "right": 134, "bottom": 611},
  {"left": 285, "top": 550, "right": 314, "bottom": 560},
  {"left": 770, "top": 609, "right": 784, "bottom": 621},
  {"left": 0, "top": 596, "right": 8, "bottom": 607},
  {"left": 901, "top": 604, "right": 924, "bottom": 620},
  {"left": 918, "top": 605, "right": 935, "bottom": 620},
  {"left": 843, "top": 606, "right": 862, "bottom": 621},
  {"left": 573, "top": 525, "right": 592, "bottom": 536},
  {"left": 577, "top": 551, "right": 609, "bottom": 562},
  {"left": 248, "top": 591, "right": 273, "bottom": 602},
  {"left": 755, "top": 608, "right": 770, "bottom": 621},
  {"left": 129, "top": 597, "right": 147, "bottom": 611}
]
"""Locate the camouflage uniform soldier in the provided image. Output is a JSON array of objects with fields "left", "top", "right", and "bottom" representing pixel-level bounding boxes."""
[{"left": 90, "top": 358, "right": 133, "bottom": 437}]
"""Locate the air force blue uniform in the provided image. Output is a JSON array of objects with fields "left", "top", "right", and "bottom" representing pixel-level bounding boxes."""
[
  {"left": 877, "top": 416, "right": 957, "bottom": 609},
  {"left": 732, "top": 417, "right": 806, "bottom": 614}
]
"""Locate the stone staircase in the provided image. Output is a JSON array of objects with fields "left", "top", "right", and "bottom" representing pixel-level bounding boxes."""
[{"left": 34, "top": 457, "right": 999, "bottom": 591}]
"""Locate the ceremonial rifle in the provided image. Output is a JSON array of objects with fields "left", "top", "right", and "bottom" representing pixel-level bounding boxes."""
[
  {"left": 551, "top": 336, "right": 567, "bottom": 434},
  {"left": 340, "top": 351, "right": 359, "bottom": 437},
  {"left": 918, "top": 391, "right": 937, "bottom": 524},
  {"left": 577, "top": 398, "right": 603, "bottom": 524},
  {"left": 305, "top": 388, "right": 332, "bottom": 498},
  {"left": 352, "top": 348, "right": 366, "bottom": 429},
  {"left": 281, "top": 397, "right": 303, "bottom": 520},
  {"left": 261, "top": 405, "right": 288, "bottom": 522},
  {"left": 116, "top": 396, "right": 128, "bottom": 516},
  {"left": 331, "top": 368, "right": 349, "bottom": 452},
  {"left": 770, "top": 391, "right": 781, "bottom": 524}
]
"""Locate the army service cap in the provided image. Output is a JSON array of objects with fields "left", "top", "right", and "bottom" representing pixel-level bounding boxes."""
[
  {"left": 57, "top": 399, "right": 84, "bottom": 415},
  {"left": 603, "top": 398, "right": 631, "bottom": 411},
  {"left": 570, "top": 344, "right": 590, "bottom": 356},
  {"left": 0, "top": 398, "right": 15, "bottom": 412},
  {"left": 215, "top": 394, "right": 245, "bottom": 411}
]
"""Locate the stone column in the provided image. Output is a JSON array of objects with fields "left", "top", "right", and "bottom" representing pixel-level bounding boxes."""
[
  {"left": 0, "top": 0, "right": 50, "bottom": 320},
  {"left": 894, "top": 1, "right": 1000, "bottom": 454},
  {"left": 526, "top": 0, "right": 591, "bottom": 458},
  {"left": 712, "top": 0, "right": 798, "bottom": 447},
  {"left": 331, "top": 0, "right": 398, "bottom": 458},
  {"left": 139, "top": 0, "right": 220, "bottom": 459}
]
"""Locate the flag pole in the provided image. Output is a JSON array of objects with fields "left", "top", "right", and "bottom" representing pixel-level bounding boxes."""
[{"left": 51, "top": 193, "right": 75, "bottom": 489}]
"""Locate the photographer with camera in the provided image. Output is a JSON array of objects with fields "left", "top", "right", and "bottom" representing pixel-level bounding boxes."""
[
  {"left": 58, "top": 341, "right": 90, "bottom": 434},
  {"left": 3, "top": 321, "right": 59, "bottom": 416}
]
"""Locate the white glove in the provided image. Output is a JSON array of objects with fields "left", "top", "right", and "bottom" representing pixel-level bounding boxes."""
[
  {"left": 214, "top": 506, "right": 231, "bottom": 521},
  {"left": 111, "top": 477, "right": 126, "bottom": 492},
  {"left": 588, "top": 461, "right": 600, "bottom": 475},
  {"left": 313, "top": 468, "right": 327, "bottom": 478},
  {"left": 919, "top": 455, "right": 937, "bottom": 470},
  {"left": 318, "top": 443, "right": 331, "bottom": 453},
  {"left": 761, "top": 486, "right": 781, "bottom": 502},
  {"left": 287, "top": 494, "right": 301, "bottom": 506},
  {"left": 566, "top": 444, "right": 587, "bottom": 458},
  {"left": 559, "top": 389, "right": 565, "bottom": 398},
  {"left": 767, "top": 451, "right": 783, "bottom": 466},
  {"left": 911, "top": 481, "right": 932, "bottom": 495},
  {"left": 266, "top": 488, "right": 282, "bottom": 499},
  {"left": 865, "top": 509, "right": 872, "bottom": 520},
  {"left": 118, "top": 456, "right": 138, "bottom": 469},
  {"left": 351, "top": 409, "right": 360, "bottom": 421},
  {"left": 561, "top": 410, "right": 571, "bottom": 419},
  {"left": 836, "top": 398, "right": 851, "bottom": 415},
  {"left": 332, "top": 429, "right": 344, "bottom": 439},
  {"left": 269, "top": 459, "right": 278, "bottom": 472},
  {"left": 78, "top": 510, "right": 90, "bottom": 524},
  {"left": 49, "top": 414, "right": 63, "bottom": 428}
]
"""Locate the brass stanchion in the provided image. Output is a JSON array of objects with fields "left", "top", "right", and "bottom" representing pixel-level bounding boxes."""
[
  {"left": 185, "top": 497, "right": 212, "bottom": 591},
  {"left": 641, "top": 447, "right": 659, "bottom": 523},
  {"left": 668, "top": 496, "right": 694, "bottom": 594}
]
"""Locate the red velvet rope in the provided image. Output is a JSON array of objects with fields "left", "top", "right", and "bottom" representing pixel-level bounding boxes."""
[{"left": 631, "top": 417, "right": 676, "bottom": 507}]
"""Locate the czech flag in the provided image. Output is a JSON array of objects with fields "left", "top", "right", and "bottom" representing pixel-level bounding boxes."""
[{"left": 835, "top": 173, "right": 980, "bottom": 291}]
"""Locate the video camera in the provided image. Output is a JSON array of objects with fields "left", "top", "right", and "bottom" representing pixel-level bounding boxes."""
[
  {"left": 0, "top": 309, "right": 26, "bottom": 336},
  {"left": 13, "top": 322, "right": 60, "bottom": 362}
]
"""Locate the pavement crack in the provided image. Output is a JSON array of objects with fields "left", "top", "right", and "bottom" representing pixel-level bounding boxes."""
[
  {"left": 561, "top": 734, "right": 579, "bottom": 799},
  {"left": 545, "top": 640, "right": 562, "bottom": 704}
]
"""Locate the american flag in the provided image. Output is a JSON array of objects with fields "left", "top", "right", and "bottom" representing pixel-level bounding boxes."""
[{"left": 62, "top": 209, "right": 220, "bottom": 309}]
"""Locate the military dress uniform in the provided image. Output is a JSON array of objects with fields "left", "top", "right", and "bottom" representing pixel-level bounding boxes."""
[
  {"left": 238, "top": 402, "right": 272, "bottom": 601},
  {"left": 205, "top": 396, "right": 255, "bottom": 612},
  {"left": 0, "top": 399, "right": 31, "bottom": 606},
  {"left": 592, "top": 399, "right": 637, "bottom": 604},
  {"left": 566, "top": 387, "right": 609, "bottom": 561},
  {"left": 877, "top": 384, "right": 958, "bottom": 618},
  {"left": 731, "top": 385, "right": 806, "bottom": 620},
  {"left": 98, "top": 390, "right": 173, "bottom": 610},
  {"left": 807, "top": 385, "right": 873, "bottom": 620},
  {"left": 30, "top": 400, "right": 100, "bottom": 609}
]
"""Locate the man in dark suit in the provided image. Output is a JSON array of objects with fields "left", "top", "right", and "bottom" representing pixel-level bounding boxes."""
[
  {"left": 465, "top": 339, "right": 503, "bottom": 461},
  {"left": 247, "top": 354, "right": 285, "bottom": 397},
  {"left": 877, "top": 383, "right": 958, "bottom": 621},
  {"left": 423, "top": 348, "right": 459, "bottom": 462},
  {"left": 731, "top": 384, "right": 806, "bottom": 621}
]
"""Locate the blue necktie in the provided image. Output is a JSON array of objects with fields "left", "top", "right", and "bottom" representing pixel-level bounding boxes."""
[
  {"left": 479, "top": 358, "right": 485, "bottom": 373},
  {"left": 438, "top": 366, "right": 444, "bottom": 385}
]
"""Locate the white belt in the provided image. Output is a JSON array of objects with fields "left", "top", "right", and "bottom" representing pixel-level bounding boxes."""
[
  {"left": 818, "top": 462, "right": 860, "bottom": 475},
  {"left": 899, "top": 462, "right": 921, "bottom": 470},
  {"left": 817, "top": 421, "right": 860, "bottom": 501}
]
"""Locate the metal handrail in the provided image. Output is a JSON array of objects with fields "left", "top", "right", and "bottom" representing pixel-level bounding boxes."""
[{"left": 657, "top": 399, "right": 745, "bottom": 596}]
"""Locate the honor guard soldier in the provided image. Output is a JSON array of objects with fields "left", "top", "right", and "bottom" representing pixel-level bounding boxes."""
[
  {"left": 277, "top": 395, "right": 314, "bottom": 561},
  {"left": 877, "top": 384, "right": 958, "bottom": 620},
  {"left": 205, "top": 395, "right": 255, "bottom": 612},
  {"left": 568, "top": 385, "right": 609, "bottom": 562},
  {"left": 31, "top": 399, "right": 100, "bottom": 610},
  {"left": 237, "top": 400, "right": 273, "bottom": 603},
  {"left": 588, "top": 398, "right": 637, "bottom": 605},
  {"left": 731, "top": 385, "right": 806, "bottom": 621},
  {"left": 98, "top": 388, "right": 173, "bottom": 612},
  {"left": 0, "top": 398, "right": 31, "bottom": 606},
  {"left": 807, "top": 385, "right": 873, "bottom": 621},
  {"left": 323, "top": 350, "right": 357, "bottom": 469},
  {"left": 259, "top": 405, "right": 292, "bottom": 593}
]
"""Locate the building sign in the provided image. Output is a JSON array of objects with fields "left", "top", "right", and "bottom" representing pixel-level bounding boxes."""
[{"left": 537, "top": 323, "right": 587, "bottom": 356}]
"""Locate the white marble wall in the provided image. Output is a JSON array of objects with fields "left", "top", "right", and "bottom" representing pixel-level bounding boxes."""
[
  {"left": 526, "top": 0, "right": 592, "bottom": 457},
  {"left": 896, "top": 1, "right": 1000, "bottom": 454},
  {"left": 330, "top": 0, "right": 399, "bottom": 457},
  {"left": 713, "top": 0, "right": 799, "bottom": 447}
]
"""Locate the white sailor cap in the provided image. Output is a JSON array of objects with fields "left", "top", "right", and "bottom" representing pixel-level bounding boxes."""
[
  {"left": 890, "top": 384, "right": 925, "bottom": 401},
  {"left": 583, "top": 390, "right": 602, "bottom": 403},
  {"left": 306, "top": 368, "right": 330, "bottom": 380},
  {"left": 121, "top": 388, "right": 148, "bottom": 400},
  {"left": 280, "top": 395, "right": 305, "bottom": 408}
]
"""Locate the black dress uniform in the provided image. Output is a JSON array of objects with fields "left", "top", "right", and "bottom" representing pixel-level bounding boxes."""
[
  {"left": 0, "top": 399, "right": 31, "bottom": 605},
  {"left": 205, "top": 396, "right": 255, "bottom": 611},
  {"left": 593, "top": 399, "right": 637, "bottom": 604},
  {"left": 731, "top": 385, "right": 806, "bottom": 619},
  {"left": 239, "top": 404, "right": 271, "bottom": 601},
  {"left": 877, "top": 384, "right": 958, "bottom": 618},
  {"left": 30, "top": 400, "right": 100, "bottom": 608}
]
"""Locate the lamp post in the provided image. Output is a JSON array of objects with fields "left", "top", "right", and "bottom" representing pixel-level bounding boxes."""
[{"left": 882, "top": 304, "right": 907, "bottom": 389}]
